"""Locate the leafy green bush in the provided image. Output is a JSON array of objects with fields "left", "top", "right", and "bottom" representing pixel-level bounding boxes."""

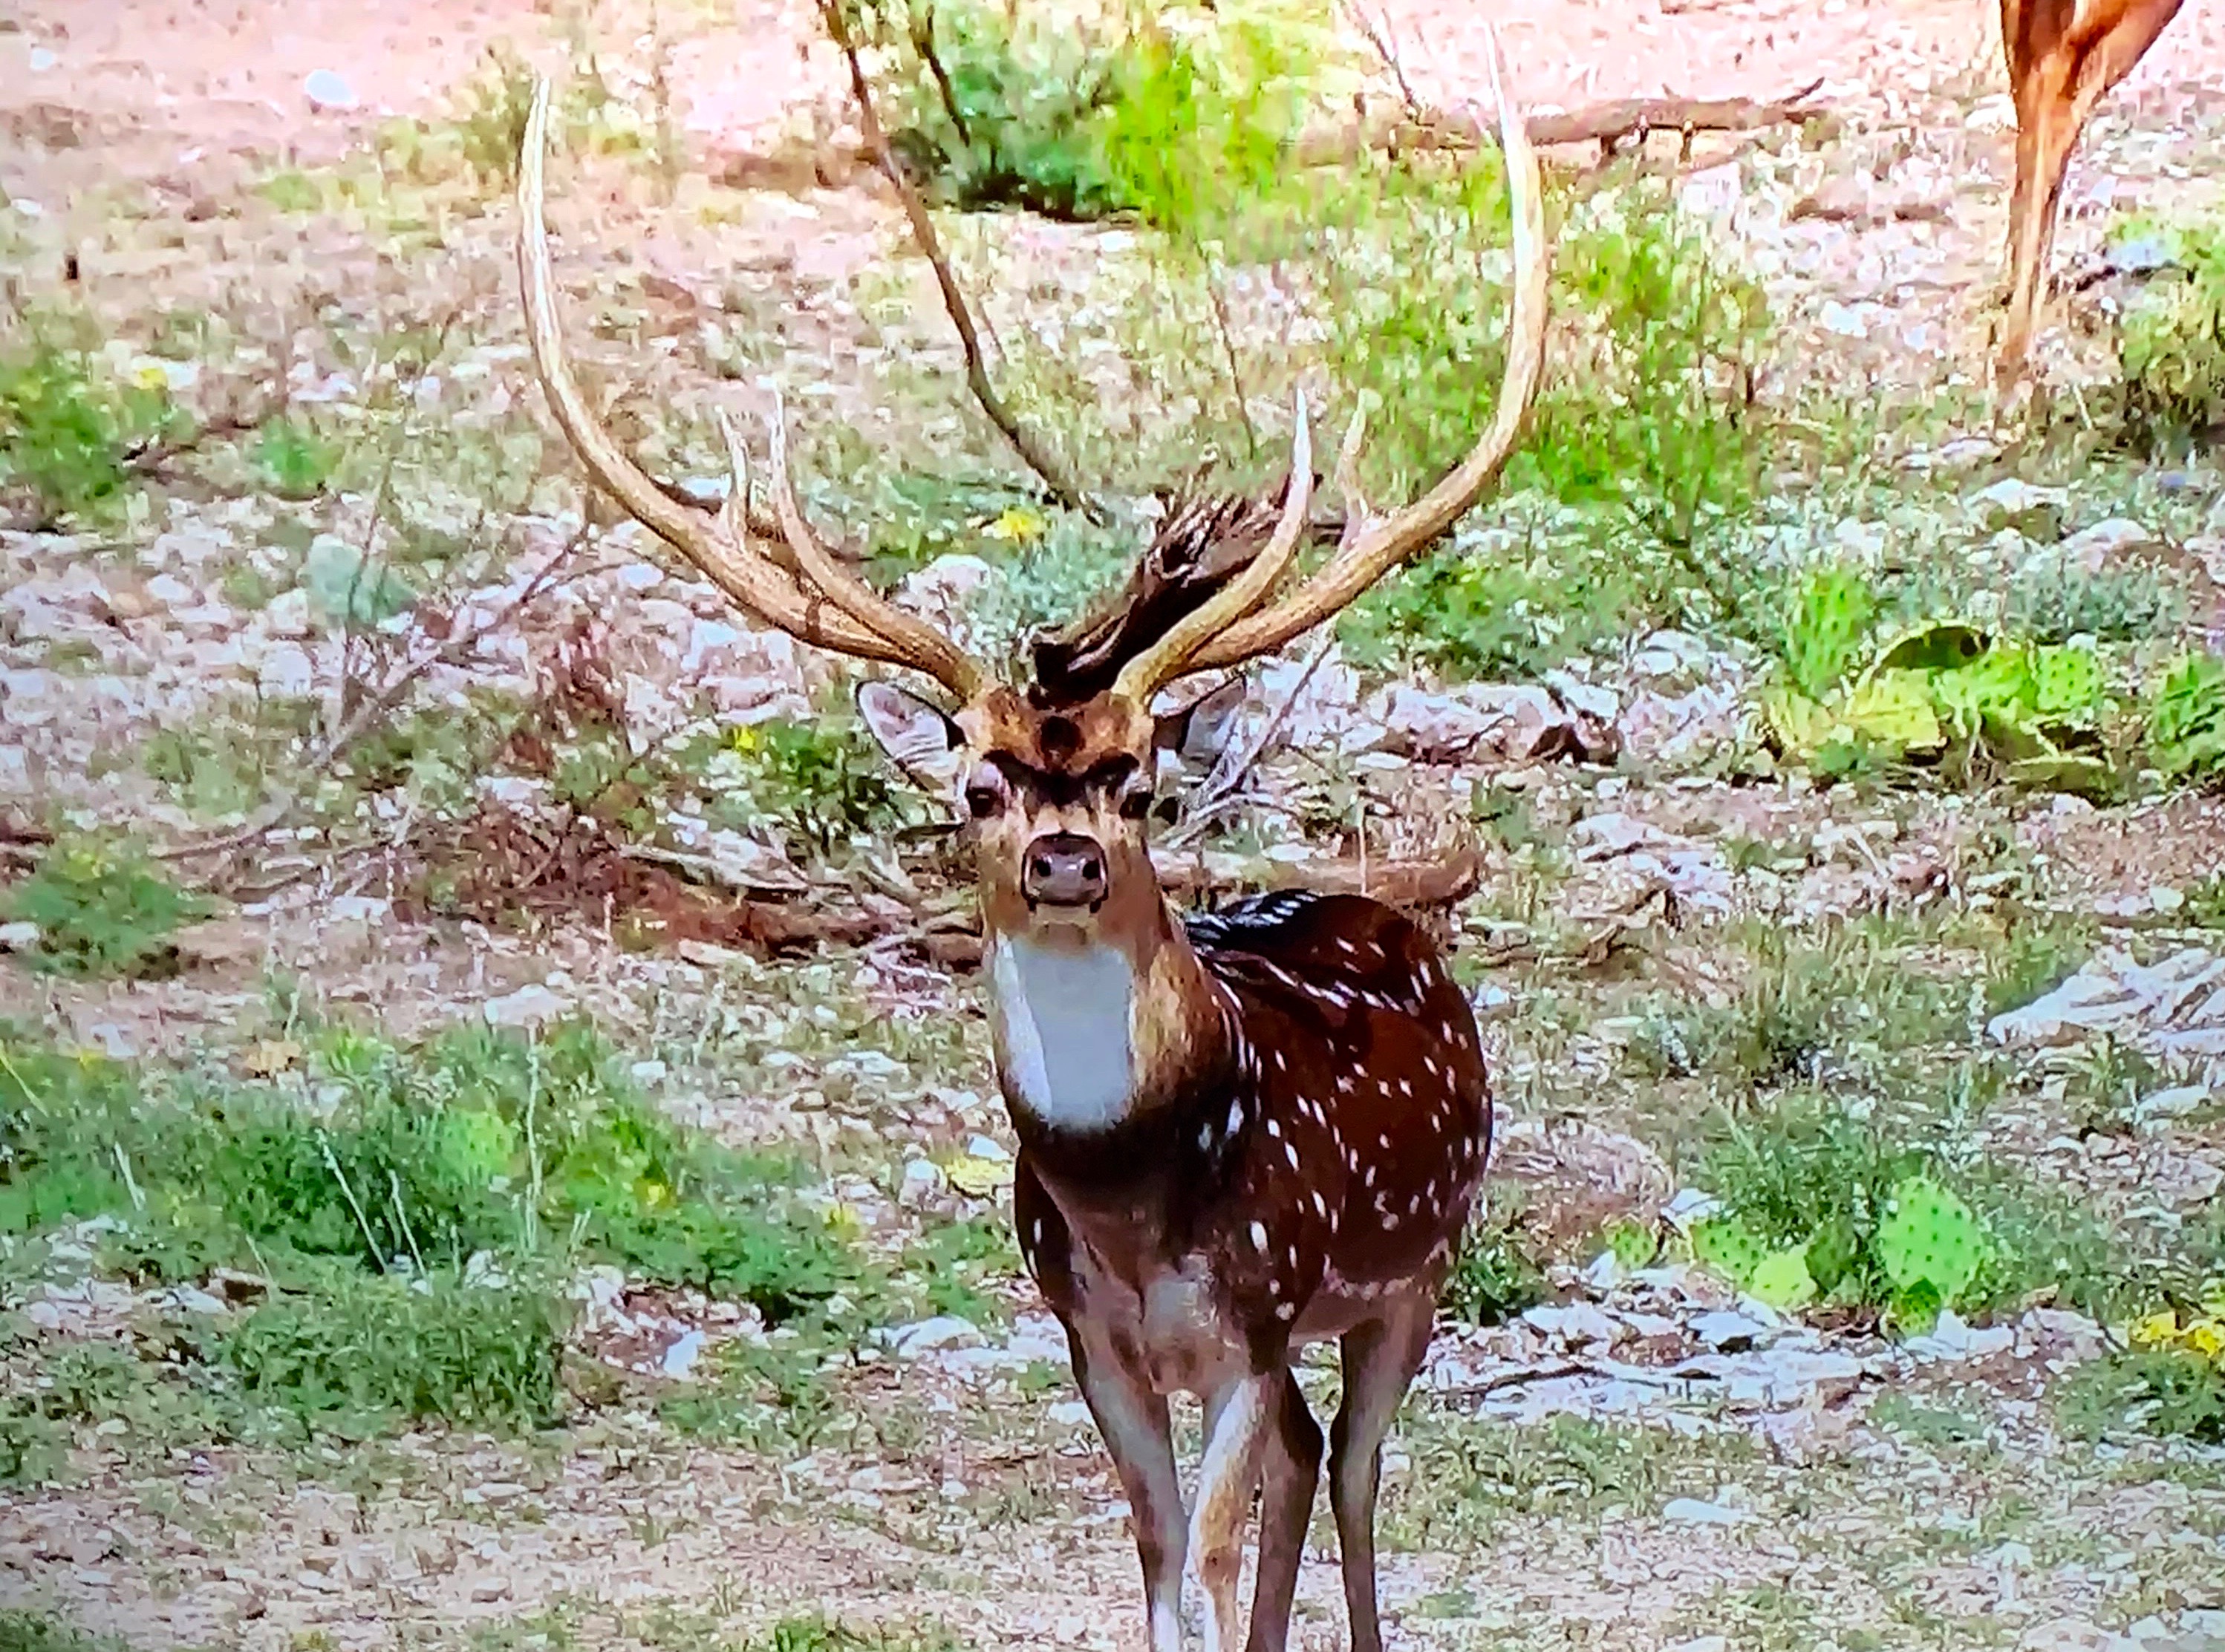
[
  {"left": 2059, "top": 1348, "right": 2225, "bottom": 1445},
  {"left": 691, "top": 716, "right": 925, "bottom": 852},
  {"left": 1, "top": 1019, "right": 869, "bottom": 1440},
  {"left": 1442, "top": 1199, "right": 1547, "bottom": 1325},
  {"left": 2148, "top": 649, "right": 2225, "bottom": 785},
  {"left": 855, "top": 0, "right": 1328, "bottom": 223},
  {"left": 0, "top": 332, "right": 179, "bottom": 527},
  {"left": 2114, "top": 214, "right": 2225, "bottom": 448},
  {"left": 253, "top": 414, "right": 340, "bottom": 499},
  {"left": 1, "top": 837, "right": 209, "bottom": 979},
  {"left": 0, "top": 1611, "right": 134, "bottom": 1652}
]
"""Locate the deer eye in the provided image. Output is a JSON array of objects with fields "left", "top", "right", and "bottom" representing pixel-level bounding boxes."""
[
  {"left": 1117, "top": 781, "right": 1155, "bottom": 821},
  {"left": 962, "top": 766, "right": 1007, "bottom": 820}
]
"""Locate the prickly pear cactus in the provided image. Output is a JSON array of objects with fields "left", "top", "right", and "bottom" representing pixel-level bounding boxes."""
[
  {"left": 1689, "top": 1214, "right": 1766, "bottom": 1287},
  {"left": 1747, "top": 1246, "right": 1818, "bottom": 1310},
  {"left": 1875, "top": 1175, "right": 1984, "bottom": 1322}
]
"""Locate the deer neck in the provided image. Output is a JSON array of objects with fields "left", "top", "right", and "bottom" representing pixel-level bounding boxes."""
[{"left": 982, "top": 895, "right": 1228, "bottom": 1148}]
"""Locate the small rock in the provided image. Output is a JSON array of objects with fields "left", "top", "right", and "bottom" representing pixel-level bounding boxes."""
[
  {"left": 2057, "top": 516, "right": 2156, "bottom": 570},
  {"left": 1691, "top": 1309, "right": 1774, "bottom": 1352},
  {"left": 257, "top": 643, "right": 316, "bottom": 699},
  {"left": 263, "top": 587, "right": 313, "bottom": 638},
  {"left": 0, "top": 921, "right": 39, "bottom": 953},
  {"left": 304, "top": 69, "right": 358, "bottom": 111},
  {"left": 1667, "top": 1638, "right": 1730, "bottom": 1652},
  {"left": 1661, "top": 1496, "right": 1754, "bottom": 1526},
  {"left": 1969, "top": 478, "right": 2068, "bottom": 541},
  {"left": 482, "top": 983, "right": 568, "bottom": 1028},
  {"left": 887, "top": 1316, "right": 985, "bottom": 1358},
  {"left": 660, "top": 1330, "right": 706, "bottom": 1380},
  {"left": 1522, "top": 1302, "right": 1624, "bottom": 1348},
  {"left": 898, "top": 1159, "right": 945, "bottom": 1208},
  {"left": 2137, "top": 1085, "right": 2211, "bottom": 1122}
]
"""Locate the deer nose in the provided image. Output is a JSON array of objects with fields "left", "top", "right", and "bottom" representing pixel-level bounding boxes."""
[{"left": 1022, "top": 832, "right": 1109, "bottom": 910}]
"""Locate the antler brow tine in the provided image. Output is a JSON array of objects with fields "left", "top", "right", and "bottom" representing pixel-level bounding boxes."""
[{"left": 514, "top": 74, "right": 988, "bottom": 702}]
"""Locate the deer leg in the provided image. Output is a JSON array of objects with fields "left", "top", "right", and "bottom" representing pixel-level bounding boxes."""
[
  {"left": 1190, "top": 1371, "right": 1272, "bottom": 1652},
  {"left": 1072, "top": 1331, "right": 1188, "bottom": 1652},
  {"left": 1329, "top": 1296, "right": 1436, "bottom": 1652},
  {"left": 1243, "top": 1366, "right": 1324, "bottom": 1652}
]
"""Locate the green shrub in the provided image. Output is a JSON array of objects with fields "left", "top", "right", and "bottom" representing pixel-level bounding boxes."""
[
  {"left": 0, "top": 331, "right": 179, "bottom": 527},
  {"left": 0, "top": 1611, "right": 133, "bottom": 1652},
  {"left": 2148, "top": 649, "right": 2225, "bottom": 785},
  {"left": 0, "top": 837, "right": 208, "bottom": 979},
  {"left": 253, "top": 414, "right": 340, "bottom": 499},
  {"left": 855, "top": 0, "right": 1328, "bottom": 223},
  {"left": 1441, "top": 1197, "right": 1547, "bottom": 1325},
  {"left": 2114, "top": 214, "right": 2225, "bottom": 448},
  {"left": 2059, "top": 1348, "right": 2225, "bottom": 1445}
]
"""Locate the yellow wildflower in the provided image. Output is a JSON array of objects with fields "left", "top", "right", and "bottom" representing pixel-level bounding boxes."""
[{"left": 983, "top": 505, "right": 1046, "bottom": 544}]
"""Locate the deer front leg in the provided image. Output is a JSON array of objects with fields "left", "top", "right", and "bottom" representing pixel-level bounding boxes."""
[
  {"left": 1243, "top": 1368, "right": 1324, "bottom": 1652},
  {"left": 1192, "top": 1371, "right": 1272, "bottom": 1652},
  {"left": 1330, "top": 1296, "right": 1436, "bottom": 1652},
  {"left": 1072, "top": 1330, "right": 1188, "bottom": 1652}
]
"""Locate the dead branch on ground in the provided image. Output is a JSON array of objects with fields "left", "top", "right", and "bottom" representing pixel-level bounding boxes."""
[{"left": 1297, "top": 80, "right": 1830, "bottom": 170}]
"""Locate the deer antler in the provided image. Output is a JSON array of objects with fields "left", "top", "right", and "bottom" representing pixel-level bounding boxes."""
[
  {"left": 516, "top": 77, "right": 989, "bottom": 704},
  {"left": 1114, "top": 25, "right": 1551, "bottom": 702}
]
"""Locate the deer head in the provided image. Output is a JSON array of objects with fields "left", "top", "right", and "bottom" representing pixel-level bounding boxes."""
[{"left": 515, "top": 36, "right": 1548, "bottom": 994}]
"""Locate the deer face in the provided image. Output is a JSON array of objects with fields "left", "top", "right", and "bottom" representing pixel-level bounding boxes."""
[{"left": 859, "top": 681, "right": 1228, "bottom": 949}]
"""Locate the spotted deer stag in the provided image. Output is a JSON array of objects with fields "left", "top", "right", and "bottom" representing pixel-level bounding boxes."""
[
  {"left": 516, "top": 36, "right": 1547, "bottom": 1649},
  {"left": 1997, "top": 0, "right": 2186, "bottom": 380}
]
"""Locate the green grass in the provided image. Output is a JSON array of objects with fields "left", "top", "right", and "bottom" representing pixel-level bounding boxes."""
[
  {"left": 1386, "top": 1409, "right": 1765, "bottom": 1550},
  {"left": 0, "top": 1016, "right": 872, "bottom": 1461},
  {"left": 0, "top": 1611, "right": 137, "bottom": 1652},
  {"left": 2059, "top": 1348, "right": 2225, "bottom": 1445}
]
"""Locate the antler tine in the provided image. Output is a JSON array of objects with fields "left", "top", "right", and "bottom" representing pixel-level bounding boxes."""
[
  {"left": 764, "top": 391, "right": 988, "bottom": 702},
  {"left": 1185, "top": 24, "right": 1550, "bottom": 676},
  {"left": 1110, "top": 391, "right": 1315, "bottom": 705},
  {"left": 515, "top": 75, "right": 988, "bottom": 702}
]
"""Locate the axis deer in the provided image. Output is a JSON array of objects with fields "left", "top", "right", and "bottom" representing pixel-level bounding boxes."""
[
  {"left": 1997, "top": 0, "right": 2186, "bottom": 381},
  {"left": 515, "top": 33, "right": 1548, "bottom": 1649}
]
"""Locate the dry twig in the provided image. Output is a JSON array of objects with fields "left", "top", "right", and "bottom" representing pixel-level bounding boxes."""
[
  {"left": 157, "top": 529, "right": 591, "bottom": 864},
  {"left": 815, "top": 0, "right": 1098, "bottom": 520}
]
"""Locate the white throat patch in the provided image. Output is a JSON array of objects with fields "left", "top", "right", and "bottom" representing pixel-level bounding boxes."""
[{"left": 988, "top": 936, "right": 1138, "bottom": 1133}]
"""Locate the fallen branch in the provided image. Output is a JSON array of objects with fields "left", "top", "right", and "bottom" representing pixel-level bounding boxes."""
[
  {"left": 1294, "top": 79, "right": 1829, "bottom": 169},
  {"left": 817, "top": 0, "right": 1099, "bottom": 521}
]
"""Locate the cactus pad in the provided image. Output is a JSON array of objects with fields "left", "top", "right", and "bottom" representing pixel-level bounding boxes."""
[
  {"left": 1875, "top": 1175, "right": 1984, "bottom": 1310},
  {"left": 1747, "top": 1246, "right": 1818, "bottom": 1310},
  {"left": 1690, "top": 1213, "right": 1767, "bottom": 1287}
]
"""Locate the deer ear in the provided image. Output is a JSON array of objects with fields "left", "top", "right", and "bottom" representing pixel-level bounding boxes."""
[
  {"left": 1154, "top": 676, "right": 1248, "bottom": 768},
  {"left": 857, "top": 680, "right": 964, "bottom": 790}
]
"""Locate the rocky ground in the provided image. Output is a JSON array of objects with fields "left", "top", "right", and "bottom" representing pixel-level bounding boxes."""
[{"left": 4, "top": 1, "right": 2225, "bottom": 1650}]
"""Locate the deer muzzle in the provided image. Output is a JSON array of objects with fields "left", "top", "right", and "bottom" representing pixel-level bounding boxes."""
[{"left": 1022, "top": 832, "right": 1109, "bottom": 912}]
